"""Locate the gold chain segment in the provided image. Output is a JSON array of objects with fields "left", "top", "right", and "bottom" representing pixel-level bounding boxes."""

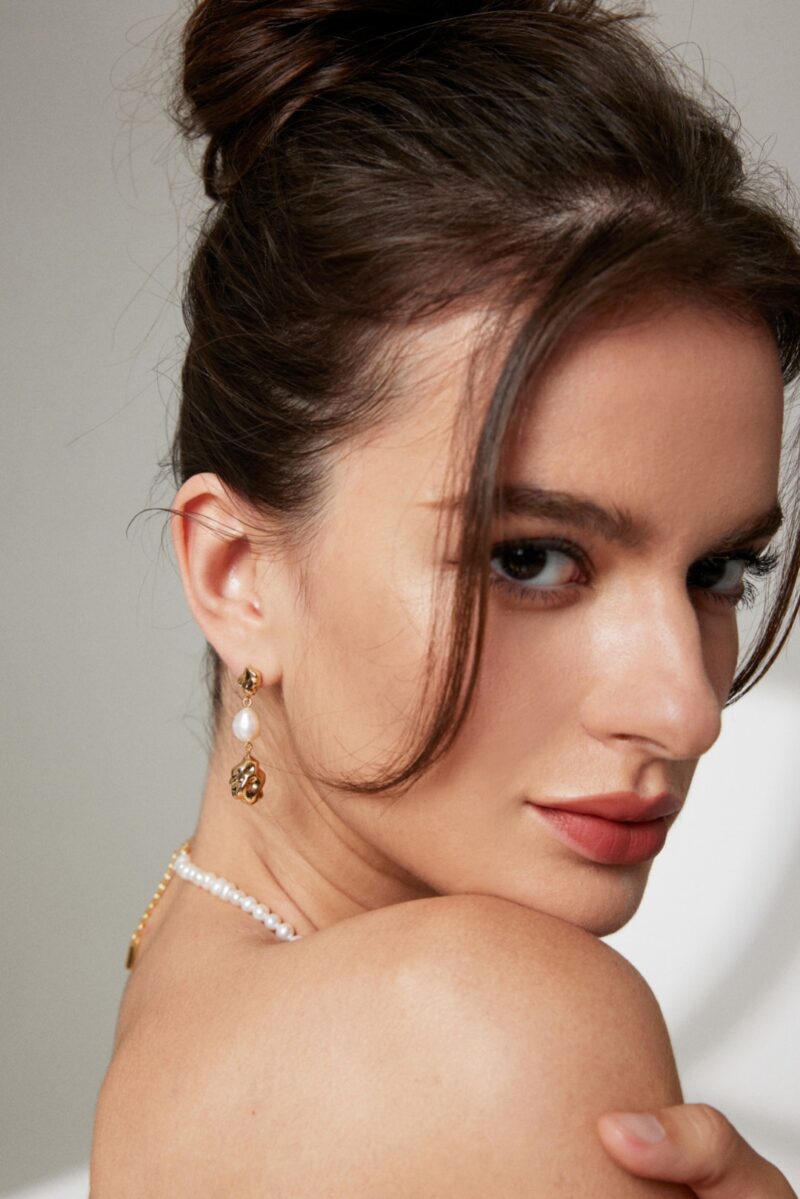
[{"left": 125, "top": 839, "right": 192, "bottom": 970}]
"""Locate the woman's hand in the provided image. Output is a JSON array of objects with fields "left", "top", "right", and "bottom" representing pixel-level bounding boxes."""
[{"left": 597, "top": 1104, "right": 797, "bottom": 1197}]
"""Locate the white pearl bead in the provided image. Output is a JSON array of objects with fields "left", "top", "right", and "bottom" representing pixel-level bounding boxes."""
[
  {"left": 232, "top": 707, "right": 260, "bottom": 743},
  {"left": 264, "top": 912, "right": 279, "bottom": 929},
  {"left": 252, "top": 905, "right": 267, "bottom": 921},
  {"left": 229, "top": 889, "right": 243, "bottom": 905},
  {"left": 219, "top": 883, "right": 232, "bottom": 900},
  {"left": 211, "top": 879, "right": 226, "bottom": 897},
  {"left": 275, "top": 923, "right": 293, "bottom": 940},
  {"left": 241, "top": 896, "right": 256, "bottom": 913}
]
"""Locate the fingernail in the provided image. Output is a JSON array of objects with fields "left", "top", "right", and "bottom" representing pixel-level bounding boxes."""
[{"left": 608, "top": 1112, "right": 666, "bottom": 1144}]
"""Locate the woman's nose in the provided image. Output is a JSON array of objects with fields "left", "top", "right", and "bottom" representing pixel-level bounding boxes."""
[{"left": 581, "top": 584, "right": 726, "bottom": 761}]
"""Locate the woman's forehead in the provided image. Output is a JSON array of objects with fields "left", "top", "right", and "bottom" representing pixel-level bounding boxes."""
[{"left": 352, "top": 300, "right": 783, "bottom": 509}]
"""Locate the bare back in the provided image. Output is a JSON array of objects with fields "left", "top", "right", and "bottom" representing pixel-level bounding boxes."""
[{"left": 92, "top": 877, "right": 450, "bottom": 1194}]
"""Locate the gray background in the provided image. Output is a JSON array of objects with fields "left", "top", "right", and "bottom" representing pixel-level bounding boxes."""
[{"left": 2, "top": 1, "right": 799, "bottom": 1194}]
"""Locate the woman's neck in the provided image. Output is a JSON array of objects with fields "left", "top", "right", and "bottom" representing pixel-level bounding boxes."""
[{"left": 188, "top": 733, "right": 435, "bottom": 941}]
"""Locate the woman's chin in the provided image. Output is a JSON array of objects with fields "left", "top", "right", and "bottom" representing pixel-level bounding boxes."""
[
  {"left": 571, "top": 878, "right": 649, "bottom": 937},
  {"left": 510, "top": 863, "right": 651, "bottom": 938},
  {"left": 579, "top": 904, "right": 641, "bottom": 938}
]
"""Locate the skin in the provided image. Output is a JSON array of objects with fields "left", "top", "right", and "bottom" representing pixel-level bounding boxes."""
[
  {"left": 598, "top": 1104, "right": 797, "bottom": 1195},
  {"left": 92, "top": 297, "right": 792, "bottom": 1194},
  {"left": 173, "top": 298, "right": 782, "bottom": 939}
]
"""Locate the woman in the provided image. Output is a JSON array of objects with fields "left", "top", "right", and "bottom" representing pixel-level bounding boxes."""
[{"left": 91, "top": 1, "right": 800, "bottom": 1193}]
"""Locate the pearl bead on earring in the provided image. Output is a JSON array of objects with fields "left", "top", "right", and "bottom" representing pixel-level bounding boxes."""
[{"left": 232, "top": 703, "right": 259, "bottom": 743}]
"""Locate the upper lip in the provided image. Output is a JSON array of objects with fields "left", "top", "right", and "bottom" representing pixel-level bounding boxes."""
[{"left": 530, "top": 791, "right": 682, "bottom": 822}]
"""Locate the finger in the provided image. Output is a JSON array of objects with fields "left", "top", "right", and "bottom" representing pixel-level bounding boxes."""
[{"left": 596, "top": 1104, "right": 797, "bottom": 1198}]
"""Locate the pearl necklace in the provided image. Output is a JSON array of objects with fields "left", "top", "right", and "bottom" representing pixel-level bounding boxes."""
[{"left": 126, "top": 840, "right": 302, "bottom": 969}]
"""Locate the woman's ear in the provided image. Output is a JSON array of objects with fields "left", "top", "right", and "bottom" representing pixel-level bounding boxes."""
[{"left": 169, "top": 473, "right": 283, "bottom": 686}]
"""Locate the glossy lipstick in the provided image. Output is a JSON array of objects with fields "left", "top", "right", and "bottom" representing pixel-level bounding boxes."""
[{"left": 525, "top": 792, "right": 680, "bottom": 866}]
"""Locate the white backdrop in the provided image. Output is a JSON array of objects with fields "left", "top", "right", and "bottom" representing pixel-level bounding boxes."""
[{"left": 2, "top": 1, "right": 799, "bottom": 1193}]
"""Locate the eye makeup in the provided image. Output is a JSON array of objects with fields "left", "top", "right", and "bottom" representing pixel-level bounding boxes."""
[{"left": 484, "top": 536, "right": 782, "bottom": 611}]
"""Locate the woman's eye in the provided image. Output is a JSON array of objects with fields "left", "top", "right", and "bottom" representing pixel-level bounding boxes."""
[
  {"left": 488, "top": 539, "right": 587, "bottom": 606},
  {"left": 688, "top": 556, "right": 746, "bottom": 599},
  {"left": 688, "top": 549, "right": 781, "bottom": 609}
]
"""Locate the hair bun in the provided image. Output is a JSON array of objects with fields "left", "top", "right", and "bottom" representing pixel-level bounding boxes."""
[{"left": 177, "top": 0, "right": 479, "bottom": 200}]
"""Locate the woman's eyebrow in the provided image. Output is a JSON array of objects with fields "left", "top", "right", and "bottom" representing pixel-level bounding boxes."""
[{"left": 421, "top": 485, "right": 784, "bottom": 551}]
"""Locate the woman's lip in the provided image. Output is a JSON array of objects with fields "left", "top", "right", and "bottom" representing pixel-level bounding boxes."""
[{"left": 525, "top": 801, "right": 670, "bottom": 865}]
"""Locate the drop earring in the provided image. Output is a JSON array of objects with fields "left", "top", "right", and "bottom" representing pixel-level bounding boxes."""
[{"left": 229, "top": 666, "right": 266, "bottom": 804}]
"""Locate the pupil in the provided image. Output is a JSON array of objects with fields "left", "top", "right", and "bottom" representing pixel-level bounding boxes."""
[
  {"left": 504, "top": 545, "right": 547, "bottom": 580},
  {"left": 691, "top": 558, "right": 728, "bottom": 587}
]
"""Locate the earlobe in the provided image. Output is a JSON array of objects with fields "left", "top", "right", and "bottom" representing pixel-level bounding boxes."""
[{"left": 169, "top": 474, "right": 277, "bottom": 682}]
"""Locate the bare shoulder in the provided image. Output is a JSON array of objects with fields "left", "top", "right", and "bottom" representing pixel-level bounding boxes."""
[
  {"left": 341, "top": 888, "right": 680, "bottom": 1049},
  {"left": 96, "top": 894, "right": 690, "bottom": 1196},
  {"left": 352, "top": 890, "right": 685, "bottom": 1110},
  {"left": 248, "top": 894, "right": 689, "bottom": 1196},
  {"left": 326, "top": 891, "right": 689, "bottom": 1197},
  {"left": 408, "top": 889, "right": 679, "bottom": 1041}
]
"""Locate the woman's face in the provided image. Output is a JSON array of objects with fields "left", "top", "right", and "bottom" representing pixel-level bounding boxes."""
[{"left": 254, "top": 299, "right": 786, "bottom": 935}]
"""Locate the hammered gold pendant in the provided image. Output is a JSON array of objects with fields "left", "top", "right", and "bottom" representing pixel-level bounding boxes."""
[{"left": 229, "top": 752, "right": 266, "bottom": 804}]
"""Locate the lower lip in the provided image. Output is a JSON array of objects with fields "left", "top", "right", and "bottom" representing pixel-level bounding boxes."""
[{"left": 525, "top": 802, "right": 669, "bottom": 865}]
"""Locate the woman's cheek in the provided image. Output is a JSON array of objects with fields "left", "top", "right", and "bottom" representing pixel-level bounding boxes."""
[
  {"left": 698, "top": 610, "right": 741, "bottom": 703},
  {"left": 286, "top": 547, "right": 437, "bottom": 772}
]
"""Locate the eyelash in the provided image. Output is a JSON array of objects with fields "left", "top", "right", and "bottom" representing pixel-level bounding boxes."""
[{"left": 487, "top": 536, "right": 782, "bottom": 611}]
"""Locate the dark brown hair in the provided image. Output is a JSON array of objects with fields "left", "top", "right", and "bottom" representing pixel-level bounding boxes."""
[{"left": 166, "top": 0, "right": 800, "bottom": 796}]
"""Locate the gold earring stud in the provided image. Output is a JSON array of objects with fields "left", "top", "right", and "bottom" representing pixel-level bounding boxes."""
[{"left": 229, "top": 666, "right": 266, "bottom": 804}]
